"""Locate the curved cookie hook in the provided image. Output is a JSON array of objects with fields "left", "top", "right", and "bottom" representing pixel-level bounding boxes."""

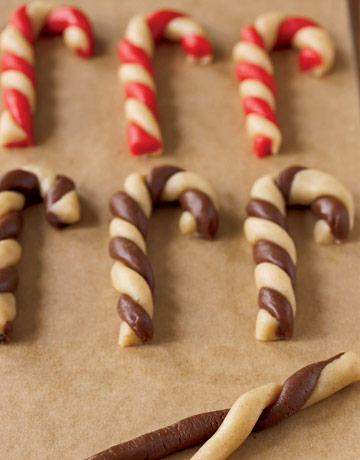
[
  {"left": 118, "top": 9, "right": 213, "bottom": 156},
  {"left": 0, "top": 1, "right": 94, "bottom": 147}
]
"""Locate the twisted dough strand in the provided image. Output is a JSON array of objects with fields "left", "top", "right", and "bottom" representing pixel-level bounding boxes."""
[
  {"left": 0, "top": 1, "right": 94, "bottom": 147},
  {"left": 244, "top": 166, "right": 354, "bottom": 341},
  {"left": 118, "top": 9, "right": 213, "bottom": 156},
  {"left": 190, "top": 352, "right": 360, "bottom": 460},
  {"left": 109, "top": 165, "right": 218, "bottom": 347},
  {"left": 85, "top": 352, "right": 360, "bottom": 460},
  {"left": 0, "top": 165, "right": 80, "bottom": 343},
  {"left": 233, "top": 13, "right": 335, "bottom": 157}
]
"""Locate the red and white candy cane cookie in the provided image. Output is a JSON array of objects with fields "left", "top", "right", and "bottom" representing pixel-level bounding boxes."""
[
  {"left": 0, "top": 165, "right": 80, "bottom": 343},
  {"left": 118, "top": 9, "right": 213, "bottom": 157},
  {"left": 0, "top": 1, "right": 94, "bottom": 147},
  {"left": 233, "top": 13, "right": 335, "bottom": 157}
]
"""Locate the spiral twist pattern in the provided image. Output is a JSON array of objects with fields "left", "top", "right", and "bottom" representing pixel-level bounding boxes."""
[
  {"left": 0, "top": 1, "right": 94, "bottom": 147},
  {"left": 109, "top": 165, "right": 219, "bottom": 347},
  {"left": 190, "top": 352, "right": 360, "bottom": 460},
  {"left": 233, "top": 12, "right": 335, "bottom": 157},
  {"left": 0, "top": 165, "right": 80, "bottom": 343},
  {"left": 86, "top": 352, "right": 360, "bottom": 460},
  {"left": 118, "top": 9, "right": 213, "bottom": 156},
  {"left": 244, "top": 166, "right": 354, "bottom": 341}
]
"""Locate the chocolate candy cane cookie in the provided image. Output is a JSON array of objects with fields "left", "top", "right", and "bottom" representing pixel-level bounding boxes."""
[
  {"left": 84, "top": 352, "right": 360, "bottom": 460},
  {"left": 0, "top": 165, "right": 80, "bottom": 343},
  {"left": 109, "top": 165, "right": 219, "bottom": 347},
  {"left": 244, "top": 166, "right": 354, "bottom": 341}
]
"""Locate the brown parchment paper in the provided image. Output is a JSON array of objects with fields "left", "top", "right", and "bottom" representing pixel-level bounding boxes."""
[{"left": 0, "top": 0, "right": 360, "bottom": 459}]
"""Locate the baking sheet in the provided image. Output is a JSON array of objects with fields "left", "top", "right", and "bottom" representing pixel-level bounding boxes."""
[{"left": 0, "top": 0, "right": 360, "bottom": 459}]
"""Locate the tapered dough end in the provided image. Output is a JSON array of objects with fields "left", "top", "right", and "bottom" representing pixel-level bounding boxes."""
[
  {"left": 0, "top": 292, "right": 16, "bottom": 330},
  {"left": 119, "top": 321, "right": 142, "bottom": 347},
  {"left": 303, "top": 352, "right": 360, "bottom": 408},
  {"left": 64, "top": 26, "right": 91, "bottom": 56},
  {"left": 0, "top": 111, "right": 28, "bottom": 147},
  {"left": 48, "top": 190, "right": 81, "bottom": 225},
  {"left": 179, "top": 211, "right": 197, "bottom": 236},
  {"left": 313, "top": 219, "right": 336, "bottom": 245},
  {"left": 256, "top": 308, "right": 279, "bottom": 341}
]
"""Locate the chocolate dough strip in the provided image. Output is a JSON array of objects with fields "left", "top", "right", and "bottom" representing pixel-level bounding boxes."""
[
  {"left": 84, "top": 410, "right": 229, "bottom": 460},
  {"left": 258, "top": 287, "right": 293, "bottom": 339},
  {"left": 275, "top": 166, "right": 307, "bottom": 202},
  {"left": 146, "top": 165, "right": 183, "bottom": 203},
  {"left": 247, "top": 199, "right": 287, "bottom": 230},
  {"left": 117, "top": 294, "right": 153, "bottom": 343},
  {"left": 109, "top": 237, "right": 154, "bottom": 291},
  {"left": 253, "top": 240, "right": 295, "bottom": 286},
  {"left": 109, "top": 165, "right": 219, "bottom": 346},
  {"left": 254, "top": 352, "right": 344, "bottom": 430},
  {"left": 84, "top": 354, "right": 344, "bottom": 460},
  {"left": 0, "top": 170, "right": 41, "bottom": 205},
  {"left": 0, "top": 167, "right": 80, "bottom": 343},
  {"left": 276, "top": 167, "right": 350, "bottom": 239},
  {"left": 311, "top": 196, "right": 349, "bottom": 240},
  {"left": 179, "top": 190, "right": 218, "bottom": 240}
]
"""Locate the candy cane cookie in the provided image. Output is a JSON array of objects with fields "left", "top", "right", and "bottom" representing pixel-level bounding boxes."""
[
  {"left": 0, "top": 165, "right": 80, "bottom": 343},
  {"left": 0, "top": 1, "right": 94, "bottom": 147},
  {"left": 245, "top": 166, "right": 354, "bottom": 341},
  {"left": 85, "top": 352, "right": 360, "bottom": 460},
  {"left": 109, "top": 165, "right": 218, "bottom": 346},
  {"left": 233, "top": 13, "right": 335, "bottom": 157},
  {"left": 118, "top": 10, "right": 213, "bottom": 156}
]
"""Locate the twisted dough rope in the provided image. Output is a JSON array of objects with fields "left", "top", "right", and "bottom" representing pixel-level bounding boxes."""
[
  {"left": 233, "top": 13, "right": 335, "bottom": 157},
  {"left": 244, "top": 165, "right": 354, "bottom": 341},
  {"left": 0, "top": 1, "right": 94, "bottom": 147},
  {"left": 85, "top": 352, "right": 360, "bottom": 460},
  {"left": 0, "top": 165, "right": 80, "bottom": 343},
  {"left": 118, "top": 9, "right": 213, "bottom": 156},
  {"left": 109, "top": 165, "right": 219, "bottom": 347},
  {"left": 190, "top": 352, "right": 360, "bottom": 460}
]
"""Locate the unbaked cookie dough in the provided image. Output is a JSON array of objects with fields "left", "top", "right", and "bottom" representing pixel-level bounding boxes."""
[
  {"left": 118, "top": 9, "right": 212, "bottom": 156},
  {"left": 0, "top": 1, "right": 94, "bottom": 147},
  {"left": 0, "top": 165, "right": 80, "bottom": 343},
  {"left": 84, "top": 352, "right": 360, "bottom": 460},
  {"left": 233, "top": 13, "right": 334, "bottom": 157},
  {"left": 109, "top": 165, "right": 219, "bottom": 347},
  {"left": 245, "top": 165, "right": 354, "bottom": 341}
]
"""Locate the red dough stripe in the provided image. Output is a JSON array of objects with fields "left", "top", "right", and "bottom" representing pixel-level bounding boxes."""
[
  {"left": 127, "top": 122, "right": 162, "bottom": 156},
  {"left": 299, "top": 48, "right": 323, "bottom": 72},
  {"left": 117, "top": 39, "right": 154, "bottom": 76},
  {"left": 147, "top": 9, "right": 185, "bottom": 41},
  {"left": 3, "top": 88, "right": 33, "bottom": 146},
  {"left": 1, "top": 4, "right": 93, "bottom": 148},
  {"left": 180, "top": 35, "right": 212, "bottom": 59},
  {"left": 241, "top": 25, "right": 265, "bottom": 49},
  {"left": 124, "top": 83, "right": 158, "bottom": 118},
  {"left": 9, "top": 5, "right": 34, "bottom": 44},
  {"left": 1, "top": 53, "right": 36, "bottom": 86},
  {"left": 253, "top": 135, "right": 273, "bottom": 158},
  {"left": 274, "top": 17, "right": 318, "bottom": 49},
  {"left": 235, "top": 62, "right": 276, "bottom": 95},
  {"left": 242, "top": 97, "right": 277, "bottom": 125},
  {"left": 119, "top": 9, "right": 212, "bottom": 156},
  {"left": 41, "top": 6, "right": 94, "bottom": 57}
]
